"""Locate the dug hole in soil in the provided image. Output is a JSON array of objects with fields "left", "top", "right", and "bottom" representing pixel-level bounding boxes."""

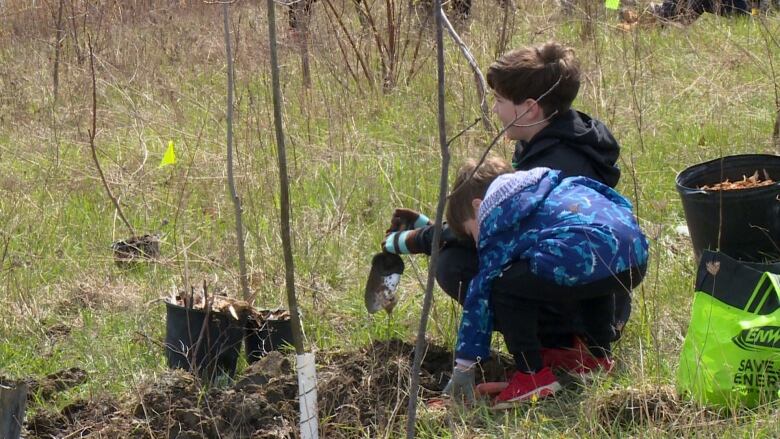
[{"left": 25, "top": 339, "right": 513, "bottom": 438}]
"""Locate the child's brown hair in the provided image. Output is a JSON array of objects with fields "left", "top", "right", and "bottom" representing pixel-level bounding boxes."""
[
  {"left": 486, "top": 41, "right": 580, "bottom": 118},
  {"left": 446, "top": 157, "right": 513, "bottom": 239}
]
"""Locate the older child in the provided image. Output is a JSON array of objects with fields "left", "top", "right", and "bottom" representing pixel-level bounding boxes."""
[
  {"left": 381, "top": 41, "right": 628, "bottom": 356},
  {"left": 442, "top": 158, "right": 648, "bottom": 408}
]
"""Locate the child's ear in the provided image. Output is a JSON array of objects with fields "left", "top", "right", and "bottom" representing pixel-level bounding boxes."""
[
  {"left": 471, "top": 198, "right": 482, "bottom": 214},
  {"left": 526, "top": 99, "right": 544, "bottom": 118}
]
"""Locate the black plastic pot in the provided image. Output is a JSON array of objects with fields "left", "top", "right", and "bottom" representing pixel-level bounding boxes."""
[
  {"left": 676, "top": 154, "right": 780, "bottom": 262},
  {"left": 244, "top": 311, "right": 293, "bottom": 363},
  {"left": 164, "top": 301, "right": 245, "bottom": 380},
  {"left": 0, "top": 378, "right": 26, "bottom": 439}
]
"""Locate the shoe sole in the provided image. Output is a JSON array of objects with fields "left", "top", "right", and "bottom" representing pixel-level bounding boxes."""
[{"left": 491, "top": 382, "right": 562, "bottom": 410}]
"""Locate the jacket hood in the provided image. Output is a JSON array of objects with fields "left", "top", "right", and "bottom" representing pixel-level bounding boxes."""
[
  {"left": 478, "top": 168, "right": 558, "bottom": 243},
  {"left": 517, "top": 110, "right": 620, "bottom": 186}
]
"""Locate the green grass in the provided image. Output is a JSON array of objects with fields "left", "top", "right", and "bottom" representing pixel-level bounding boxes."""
[{"left": 2, "top": 0, "right": 780, "bottom": 437}]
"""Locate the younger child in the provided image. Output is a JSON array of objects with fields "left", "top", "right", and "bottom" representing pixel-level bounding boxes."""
[{"left": 442, "top": 158, "right": 648, "bottom": 408}]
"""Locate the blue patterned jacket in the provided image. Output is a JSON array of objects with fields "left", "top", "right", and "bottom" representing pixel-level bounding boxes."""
[{"left": 455, "top": 168, "right": 649, "bottom": 361}]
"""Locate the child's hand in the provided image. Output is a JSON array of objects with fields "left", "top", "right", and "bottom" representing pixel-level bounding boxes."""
[
  {"left": 385, "top": 208, "right": 431, "bottom": 234},
  {"left": 442, "top": 364, "right": 476, "bottom": 405},
  {"left": 381, "top": 209, "right": 431, "bottom": 255}
]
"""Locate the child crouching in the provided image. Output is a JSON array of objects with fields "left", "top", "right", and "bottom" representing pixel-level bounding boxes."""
[{"left": 442, "top": 157, "right": 648, "bottom": 409}]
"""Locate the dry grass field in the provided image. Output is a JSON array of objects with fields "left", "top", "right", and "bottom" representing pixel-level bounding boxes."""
[{"left": 1, "top": 0, "right": 780, "bottom": 437}]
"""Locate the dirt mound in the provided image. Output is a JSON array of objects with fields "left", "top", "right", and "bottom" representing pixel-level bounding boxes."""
[
  {"left": 317, "top": 338, "right": 512, "bottom": 437},
  {"left": 23, "top": 339, "right": 513, "bottom": 438},
  {"left": 27, "top": 397, "right": 128, "bottom": 438},
  {"left": 133, "top": 367, "right": 298, "bottom": 438},
  {"left": 25, "top": 367, "right": 88, "bottom": 400}
]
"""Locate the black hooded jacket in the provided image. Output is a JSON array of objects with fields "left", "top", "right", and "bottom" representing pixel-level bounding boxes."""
[
  {"left": 512, "top": 109, "right": 621, "bottom": 188},
  {"left": 415, "top": 109, "right": 621, "bottom": 254}
]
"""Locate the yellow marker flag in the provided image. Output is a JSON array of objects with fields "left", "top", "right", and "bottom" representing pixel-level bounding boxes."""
[
  {"left": 605, "top": 0, "right": 619, "bottom": 10},
  {"left": 159, "top": 140, "right": 176, "bottom": 168}
]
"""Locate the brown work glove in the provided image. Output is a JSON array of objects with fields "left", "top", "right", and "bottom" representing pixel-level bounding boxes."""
[{"left": 385, "top": 208, "right": 432, "bottom": 233}]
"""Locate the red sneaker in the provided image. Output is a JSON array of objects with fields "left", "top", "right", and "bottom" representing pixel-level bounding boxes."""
[
  {"left": 568, "top": 336, "right": 614, "bottom": 376},
  {"left": 541, "top": 336, "right": 614, "bottom": 376},
  {"left": 540, "top": 346, "right": 585, "bottom": 371},
  {"left": 492, "top": 367, "right": 561, "bottom": 409},
  {"left": 570, "top": 355, "right": 614, "bottom": 377}
]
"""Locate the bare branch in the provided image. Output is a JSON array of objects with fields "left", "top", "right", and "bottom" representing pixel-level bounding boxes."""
[
  {"left": 440, "top": 8, "right": 494, "bottom": 132},
  {"left": 447, "top": 118, "right": 481, "bottom": 147},
  {"left": 322, "top": 0, "right": 375, "bottom": 88},
  {"left": 87, "top": 37, "right": 135, "bottom": 237}
]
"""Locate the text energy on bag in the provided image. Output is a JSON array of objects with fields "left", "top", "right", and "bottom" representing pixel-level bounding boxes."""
[{"left": 677, "top": 251, "right": 780, "bottom": 407}]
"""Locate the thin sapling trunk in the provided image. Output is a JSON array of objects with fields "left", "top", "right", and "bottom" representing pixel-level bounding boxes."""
[
  {"left": 52, "top": 0, "right": 65, "bottom": 166},
  {"left": 406, "top": 0, "right": 449, "bottom": 435},
  {"left": 87, "top": 38, "right": 135, "bottom": 237},
  {"left": 223, "top": 2, "right": 251, "bottom": 301},
  {"left": 267, "top": 0, "right": 305, "bottom": 356}
]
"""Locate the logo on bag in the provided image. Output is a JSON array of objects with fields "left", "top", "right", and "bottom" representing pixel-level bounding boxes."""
[{"left": 733, "top": 326, "right": 780, "bottom": 352}]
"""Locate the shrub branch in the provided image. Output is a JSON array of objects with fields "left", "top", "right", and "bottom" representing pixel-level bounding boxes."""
[
  {"left": 439, "top": 7, "right": 493, "bottom": 131},
  {"left": 87, "top": 37, "right": 135, "bottom": 237}
]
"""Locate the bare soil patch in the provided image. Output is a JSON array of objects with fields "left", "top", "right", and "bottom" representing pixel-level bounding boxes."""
[
  {"left": 24, "top": 367, "right": 88, "bottom": 401},
  {"left": 23, "top": 339, "right": 513, "bottom": 438}
]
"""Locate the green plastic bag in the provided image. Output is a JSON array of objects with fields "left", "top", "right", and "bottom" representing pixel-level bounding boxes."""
[{"left": 677, "top": 251, "right": 780, "bottom": 408}]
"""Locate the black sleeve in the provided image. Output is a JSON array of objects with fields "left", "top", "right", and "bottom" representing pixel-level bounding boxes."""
[{"left": 413, "top": 223, "right": 469, "bottom": 256}]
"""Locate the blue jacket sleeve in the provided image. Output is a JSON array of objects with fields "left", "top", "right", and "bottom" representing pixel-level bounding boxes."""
[{"left": 455, "top": 274, "right": 493, "bottom": 361}]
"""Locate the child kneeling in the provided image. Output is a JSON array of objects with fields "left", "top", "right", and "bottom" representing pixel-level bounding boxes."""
[{"left": 443, "top": 158, "right": 648, "bottom": 409}]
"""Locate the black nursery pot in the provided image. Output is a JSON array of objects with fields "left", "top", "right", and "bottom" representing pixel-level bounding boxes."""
[
  {"left": 164, "top": 301, "right": 245, "bottom": 380},
  {"left": 244, "top": 311, "right": 293, "bottom": 363},
  {"left": 676, "top": 154, "right": 780, "bottom": 262},
  {"left": 0, "top": 378, "right": 27, "bottom": 439}
]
